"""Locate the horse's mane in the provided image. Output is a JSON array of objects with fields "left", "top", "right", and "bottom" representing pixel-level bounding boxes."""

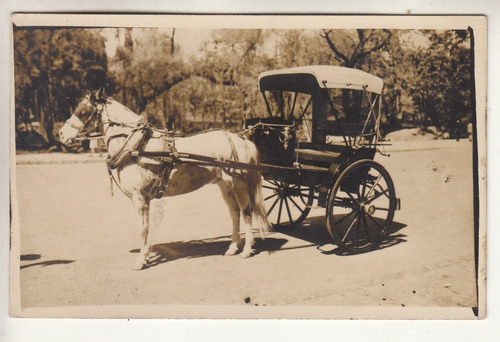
[{"left": 105, "top": 98, "right": 141, "bottom": 124}]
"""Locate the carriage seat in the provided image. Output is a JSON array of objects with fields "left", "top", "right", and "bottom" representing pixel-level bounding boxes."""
[{"left": 294, "top": 148, "right": 342, "bottom": 164}]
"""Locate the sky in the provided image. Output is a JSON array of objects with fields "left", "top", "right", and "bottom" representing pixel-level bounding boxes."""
[{"left": 101, "top": 28, "right": 213, "bottom": 58}]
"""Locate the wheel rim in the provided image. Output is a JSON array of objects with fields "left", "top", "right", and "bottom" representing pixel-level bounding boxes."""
[
  {"left": 263, "top": 178, "right": 314, "bottom": 228},
  {"left": 327, "top": 160, "right": 396, "bottom": 253}
]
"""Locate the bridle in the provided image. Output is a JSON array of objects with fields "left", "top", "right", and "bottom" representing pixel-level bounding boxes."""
[
  {"left": 66, "top": 96, "right": 108, "bottom": 142},
  {"left": 69, "top": 96, "right": 137, "bottom": 144}
]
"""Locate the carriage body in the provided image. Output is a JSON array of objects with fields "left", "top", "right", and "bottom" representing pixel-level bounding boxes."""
[{"left": 245, "top": 66, "right": 398, "bottom": 253}]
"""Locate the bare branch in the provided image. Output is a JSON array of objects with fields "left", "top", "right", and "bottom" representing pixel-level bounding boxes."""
[
  {"left": 321, "top": 29, "right": 351, "bottom": 66},
  {"left": 171, "top": 28, "right": 175, "bottom": 54},
  {"left": 352, "top": 30, "right": 392, "bottom": 66}
]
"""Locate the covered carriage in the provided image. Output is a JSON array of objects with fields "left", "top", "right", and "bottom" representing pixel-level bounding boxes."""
[{"left": 246, "top": 65, "right": 400, "bottom": 253}]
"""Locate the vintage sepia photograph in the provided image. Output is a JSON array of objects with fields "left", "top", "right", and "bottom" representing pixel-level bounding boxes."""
[{"left": 9, "top": 14, "right": 486, "bottom": 320}]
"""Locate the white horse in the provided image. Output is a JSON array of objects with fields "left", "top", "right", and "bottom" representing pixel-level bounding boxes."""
[{"left": 59, "top": 90, "right": 270, "bottom": 270}]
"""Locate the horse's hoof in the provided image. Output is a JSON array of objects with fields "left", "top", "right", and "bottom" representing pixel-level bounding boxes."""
[
  {"left": 239, "top": 249, "right": 254, "bottom": 259},
  {"left": 147, "top": 251, "right": 160, "bottom": 262},
  {"left": 224, "top": 243, "right": 239, "bottom": 256},
  {"left": 224, "top": 248, "right": 238, "bottom": 256},
  {"left": 131, "top": 260, "right": 147, "bottom": 271}
]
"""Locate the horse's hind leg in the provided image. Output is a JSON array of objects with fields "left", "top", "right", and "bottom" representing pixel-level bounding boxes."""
[
  {"left": 233, "top": 179, "right": 255, "bottom": 259},
  {"left": 217, "top": 181, "right": 241, "bottom": 256},
  {"left": 131, "top": 193, "right": 151, "bottom": 270}
]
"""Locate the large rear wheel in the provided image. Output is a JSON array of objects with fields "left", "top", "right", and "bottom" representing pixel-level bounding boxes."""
[
  {"left": 263, "top": 178, "right": 315, "bottom": 229},
  {"left": 326, "top": 160, "right": 397, "bottom": 253}
]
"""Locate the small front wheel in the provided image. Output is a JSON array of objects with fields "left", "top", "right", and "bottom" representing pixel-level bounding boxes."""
[
  {"left": 263, "top": 178, "right": 315, "bottom": 229},
  {"left": 326, "top": 160, "right": 397, "bottom": 253}
]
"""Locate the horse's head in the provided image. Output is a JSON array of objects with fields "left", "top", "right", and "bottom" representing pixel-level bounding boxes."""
[{"left": 59, "top": 88, "right": 107, "bottom": 145}]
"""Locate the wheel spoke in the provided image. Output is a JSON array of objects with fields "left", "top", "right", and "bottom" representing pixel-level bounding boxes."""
[
  {"left": 267, "top": 197, "right": 280, "bottom": 216},
  {"left": 366, "top": 213, "right": 384, "bottom": 231},
  {"left": 277, "top": 198, "right": 284, "bottom": 225},
  {"left": 345, "top": 190, "right": 357, "bottom": 201},
  {"left": 361, "top": 171, "right": 369, "bottom": 198},
  {"left": 365, "top": 173, "right": 383, "bottom": 199},
  {"left": 366, "top": 187, "right": 390, "bottom": 203},
  {"left": 284, "top": 198, "right": 293, "bottom": 223},
  {"left": 265, "top": 192, "right": 279, "bottom": 201},
  {"left": 342, "top": 212, "right": 359, "bottom": 243},
  {"left": 288, "top": 196, "right": 306, "bottom": 213},
  {"left": 354, "top": 213, "right": 363, "bottom": 245},
  {"left": 265, "top": 181, "right": 313, "bottom": 228},
  {"left": 334, "top": 209, "right": 356, "bottom": 226}
]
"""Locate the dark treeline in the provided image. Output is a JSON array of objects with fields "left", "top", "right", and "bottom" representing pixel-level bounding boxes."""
[{"left": 13, "top": 27, "right": 473, "bottom": 150}]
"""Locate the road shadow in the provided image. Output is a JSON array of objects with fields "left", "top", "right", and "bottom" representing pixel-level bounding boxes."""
[
  {"left": 20, "top": 254, "right": 41, "bottom": 261},
  {"left": 130, "top": 236, "right": 288, "bottom": 269},
  {"left": 20, "top": 259, "right": 75, "bottom": 269},
  {"left": 275, "top": 215, "right": 407, "bottom": 256}
]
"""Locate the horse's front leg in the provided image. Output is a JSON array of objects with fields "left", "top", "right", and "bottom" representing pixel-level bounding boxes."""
[{"left": 131, "top": 193, "right": 151, "bottom": 270}]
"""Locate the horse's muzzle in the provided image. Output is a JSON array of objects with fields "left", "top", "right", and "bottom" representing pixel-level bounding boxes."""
[{"left": 58, "top": 124, "right": 79, "bottom": 145}]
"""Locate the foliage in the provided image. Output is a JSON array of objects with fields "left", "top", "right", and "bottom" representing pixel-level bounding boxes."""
[
  {"left": 108, "top": 28, "right": 188, "bottom": 114},
  {"left": 408, "top": 30, "right": 472, "bottom": 130},
  {"left": 14, "top": 27, "right": 107, "bottom": 148},
  {"left": 13, "top": 26, "right": 474, "bottom": 149}
]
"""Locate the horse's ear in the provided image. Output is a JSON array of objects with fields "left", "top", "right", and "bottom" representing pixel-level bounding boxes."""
[
  {"left": 89, "top": 91, "right": 97, "bottom": 105},
  {"left": 95, "top": 87, "right": 107, "bottom": 103}
]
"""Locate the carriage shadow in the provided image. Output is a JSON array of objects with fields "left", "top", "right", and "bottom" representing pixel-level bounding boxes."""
[
  {"left": 130, "top": 236, "right": 288, "bottom": 269},
  {"left": 276, "top": 215, "right": 407, "bottom": 256}
]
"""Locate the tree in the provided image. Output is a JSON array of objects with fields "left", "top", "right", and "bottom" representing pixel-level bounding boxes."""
[
  {"left": 187, "top": 29, "right": 272, "bottom": 128},
  {"left": 319, "top": 29, "right": 393, "bottom": 122},
  {"left": 14, "top": 27, "right": 107, "bottom": 148},
  {"left": 408, "top": 30, "right": 472, "bottom": 131},
  {"left": 321, "top": 29, "right": 392, "bottom": 68},
  {"left": 108, "top": 28, "right": 188, "bottom": 114}
]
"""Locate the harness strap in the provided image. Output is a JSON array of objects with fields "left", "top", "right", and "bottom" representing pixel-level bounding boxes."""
[
  {"left": 152, "top": 136, "right": 178, "bottom": 198},
  {"left": 107, "top": 164, "right": 115, "bottom": 197},
  {"left": 105, "top": 122, "right": 179, "bottom": 199},
  {"left": 106, "top": 123, "right": 150, "bottom": 170}
]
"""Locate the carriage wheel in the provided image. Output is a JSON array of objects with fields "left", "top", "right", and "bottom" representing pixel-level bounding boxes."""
[
  {"left": 326, "top": 160, "right": 396, "bottom": 253},
  {"left": 263, "top": 178, "right": 315, "bottom": 229}
]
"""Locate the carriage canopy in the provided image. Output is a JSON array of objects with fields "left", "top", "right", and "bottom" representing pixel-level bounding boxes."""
[{"left": 258, "top": 65, "right": 384, "bottom": 95}]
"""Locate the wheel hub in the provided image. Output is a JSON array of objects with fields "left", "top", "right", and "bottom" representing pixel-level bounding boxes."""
[
  {"left": 359, "top": 202, "right": 376, "bottom": 215},
  {"left": 367, "top": 204, "right": 376, "bottom": 215}
]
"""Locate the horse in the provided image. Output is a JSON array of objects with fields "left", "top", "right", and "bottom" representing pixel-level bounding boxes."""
[{"left": 59, "top": 89, "right": 270, "bottom": 270}]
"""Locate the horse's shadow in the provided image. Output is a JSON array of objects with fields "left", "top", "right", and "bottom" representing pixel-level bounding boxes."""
[
  {"left": 130, "top": 236, "right": 288, "bottom": 269},
  {"left": 276, "top": 215, "right": 408, "bottom": 256},
  {"left": 132, "top": 217, "right": 407, "bottom": 269}
]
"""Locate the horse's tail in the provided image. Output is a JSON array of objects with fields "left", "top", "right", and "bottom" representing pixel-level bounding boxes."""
[
  {"left": 252, "top": 172, "right": 272, "bottom": 239},
  {"left": 245, "top": 142, "right": 271, "bottom": 239}
]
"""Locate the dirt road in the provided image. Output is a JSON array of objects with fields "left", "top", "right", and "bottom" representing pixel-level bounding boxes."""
[{"left": 12, "top": 139, "right": 477, "bottom": 317}]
